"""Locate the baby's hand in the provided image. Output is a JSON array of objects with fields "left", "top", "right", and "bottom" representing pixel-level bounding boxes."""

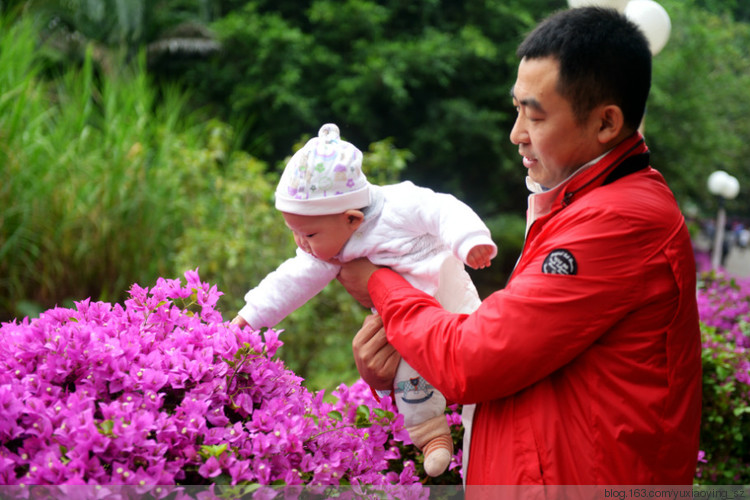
[
  {"left": 467, "top": 244, "right": 494, "bottom": 269},
  {"left": 231, "top": 315, "right": 249, "bottom": 328}
]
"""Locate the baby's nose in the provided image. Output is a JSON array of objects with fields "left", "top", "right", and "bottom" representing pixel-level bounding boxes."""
[{"left": 296, "top": 235, "right": 311, "bottom": 253}]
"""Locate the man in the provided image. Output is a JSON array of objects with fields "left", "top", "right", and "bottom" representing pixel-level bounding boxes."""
[{"left": 338, "top": 7, "right": 701, "bottom": 486}]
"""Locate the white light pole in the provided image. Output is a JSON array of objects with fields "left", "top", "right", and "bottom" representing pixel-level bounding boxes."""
[{"left": 707, "top": 170, "right": 740, "bottom": 270}]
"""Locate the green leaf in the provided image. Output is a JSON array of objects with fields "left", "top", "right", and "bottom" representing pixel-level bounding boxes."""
[
  {"left": 200, "top": 443, "right": 228, "bottom": 458},
  {"left": 356, "top": 404, "right": 371, "bottom": 420},
  {"left": 97, "top": 419, "right": 115, "bottom": 437},
  {"left": 372, "top": 408, "right": 394, "bottom": 421}
]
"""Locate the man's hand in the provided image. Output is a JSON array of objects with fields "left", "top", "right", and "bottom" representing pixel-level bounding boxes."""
[
  {"left": 336, "top": 257, "right": 382, "bottom": 308},
  {"left": 466, "top": 244, "right": 495, "bottom": 269},
  {"left": 352, "top": 313, "right": 400, "bottom": 391}
]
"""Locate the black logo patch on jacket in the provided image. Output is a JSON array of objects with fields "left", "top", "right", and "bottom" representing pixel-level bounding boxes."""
[{"left": 542, "top": 249, "right": 577, "bottom": 275}]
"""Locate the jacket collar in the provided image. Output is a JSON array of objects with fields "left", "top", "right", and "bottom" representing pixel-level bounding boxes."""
[{"left": 525, "top": 132, "right": 649, "bottom": 232}]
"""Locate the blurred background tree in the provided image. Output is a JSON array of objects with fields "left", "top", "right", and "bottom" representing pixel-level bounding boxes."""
[
  {"left": 646, "top": 0, "right": 750, "bottom": 216},
  {"left": 162, "top": 0, "right": 558, "bottom": 218},
  {"left": 2, "top": 0, "right": 750, "bottom": 389}
]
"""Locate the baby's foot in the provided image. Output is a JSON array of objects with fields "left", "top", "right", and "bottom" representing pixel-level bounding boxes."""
[{"left": 422, "top": 434, "right": 453, "bottom": 477}]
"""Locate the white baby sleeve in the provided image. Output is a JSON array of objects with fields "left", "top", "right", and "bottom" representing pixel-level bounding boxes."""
[{"left": 238, "top": 248, "right": 339, "bottom": 328}]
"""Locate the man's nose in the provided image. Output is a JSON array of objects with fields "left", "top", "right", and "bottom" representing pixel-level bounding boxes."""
[{"left": 509, "top": 118, "right": 525, "bottom": 145}]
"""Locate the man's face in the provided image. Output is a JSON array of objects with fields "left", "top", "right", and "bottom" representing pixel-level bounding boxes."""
[{"left": 510, "top": 57, "right": 605, "bottom": 189}]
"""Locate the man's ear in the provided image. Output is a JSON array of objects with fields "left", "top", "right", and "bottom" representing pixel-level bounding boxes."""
[
  {"left": 344, "top": 209, "right": 365, "bottom": 230},
  {"left": 597, "top": 104, "right": 625, "bottom": 144}
]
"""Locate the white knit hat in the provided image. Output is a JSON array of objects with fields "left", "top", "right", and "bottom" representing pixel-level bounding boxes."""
[{"left": 275, "top": 123, "right": 372, "bottom": 215}]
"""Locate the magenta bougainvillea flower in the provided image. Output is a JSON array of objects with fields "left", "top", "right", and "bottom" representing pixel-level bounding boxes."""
[
  {"left": 693, "top": 257, "right": 750, "bottom": 484},
  {"left": 6, "top": 262, "right": 746, "bottom": 488},
  {"left": 0, "top": 270, "right": 431, "bottom": 489}
]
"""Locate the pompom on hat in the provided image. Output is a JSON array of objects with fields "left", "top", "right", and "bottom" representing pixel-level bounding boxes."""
[{"left": 275, "top": 123, "right": 372, "bottom": 216}]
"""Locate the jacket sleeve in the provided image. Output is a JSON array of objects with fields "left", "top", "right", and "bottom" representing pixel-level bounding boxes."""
[
  {"left": 396, "top": 182, "right": 498, "bottom": 263},
  {"left": 369, "top": 204, "right": 658, "bottom": 405},
  {"left": 238, "top": 248, "right": 339, "bottom": 328}
]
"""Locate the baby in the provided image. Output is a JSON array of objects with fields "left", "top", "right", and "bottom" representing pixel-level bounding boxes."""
[{"left": 233, "top": 123, "right": 496, "bottom": 477}]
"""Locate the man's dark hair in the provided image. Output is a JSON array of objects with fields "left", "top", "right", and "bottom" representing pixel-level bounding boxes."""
[{"left": 517, "top": 7, "right": 652, "bottom": 132}]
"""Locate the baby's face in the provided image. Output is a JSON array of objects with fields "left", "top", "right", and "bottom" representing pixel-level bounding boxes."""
[{"left": 282, "top": 211, "right": 362, "bottom": 262}]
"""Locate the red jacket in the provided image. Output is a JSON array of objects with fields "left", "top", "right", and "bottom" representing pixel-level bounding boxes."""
[{"left": 369, "top": 133, "right": 701, "bottom": 485}]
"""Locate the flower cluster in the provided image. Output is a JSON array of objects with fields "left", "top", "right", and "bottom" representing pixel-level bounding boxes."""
[
  {"left": 695, "top": 267, "right": 750, "bottom": 484},
  {"left": 0, "top": 270, "right": 427, "bottom": 490},
  {"left": 13, "top": 261, "right": 748, "bottom": 488}
]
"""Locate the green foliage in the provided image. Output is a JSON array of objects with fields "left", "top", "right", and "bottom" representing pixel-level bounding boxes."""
[
  {"left": 22, "top": 0, "right": 750, "bottom": 232},
  {"left": 0, "top": 18, "right": 45, "bottom": 312},
  {"left": 699, "top": 324, "right": 750, "bottom": 483},
  {"left": 159, "top": 0, "right": 750, "bottom": 230},
  {"left": 695, "top": 0, "right": 750, "bottom": 23},
  {"left": 695, "top": 270, "right": 750, "bottom": 484},
  {"left": 0, "top": 22, "right": 213, "bottom": 318},
  {"left": 172, "top": 120, "right": 288, "bottom": 303},
  {"left": 648, "top": 0, "right": 750, "bottom": 218},
  {"left": 0, "top": 18, "right": 184, "bottom": 315},
  {"left": 14, "top": 0, "right": 219, "bottom": 82},
  {"left": 180, "top": 0, "right": 568, "bottom": 218},
  {"left": 0, "top": 16, "right": 215, "bottom": 320}
]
